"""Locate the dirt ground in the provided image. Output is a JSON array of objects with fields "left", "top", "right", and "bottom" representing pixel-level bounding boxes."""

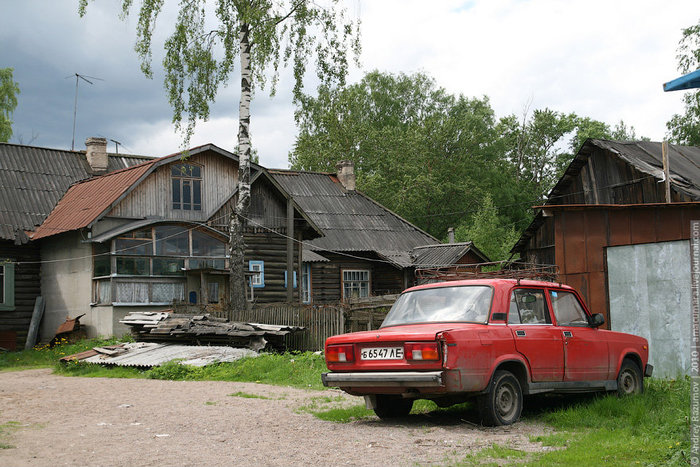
[{"left": 0, "top": 369, "right": 554, "bottom": 466}]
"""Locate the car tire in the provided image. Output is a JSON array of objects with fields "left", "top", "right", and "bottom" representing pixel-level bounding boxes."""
[
  {"left": 617, "top": 359, "right": 643, "bottom": 396},
  {"left": 373, "top": 395, "right": 413, "bottom": 419},
  {"left": 478, "top": 370, "right": 523, "bottom": 426}
]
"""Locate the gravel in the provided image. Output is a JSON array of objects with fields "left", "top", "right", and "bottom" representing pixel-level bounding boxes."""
[{"left": 0, "top": 369, "right": 552, "bottom": 466}]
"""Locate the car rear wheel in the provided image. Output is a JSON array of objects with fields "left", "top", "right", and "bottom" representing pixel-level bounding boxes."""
[
  {"left": 373, "top": 395, "right": 413, "bottom": 419},
  {"left": 478, "top": 370, "right": 523, "bottom": 426},
  {"left": 617, "top": 359, "right": 643, "bottom": 396}
]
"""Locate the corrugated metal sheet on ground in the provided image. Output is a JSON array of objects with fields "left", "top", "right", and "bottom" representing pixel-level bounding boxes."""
[{"left": 83, "top": 342, "right": 257, "bottom": 367}]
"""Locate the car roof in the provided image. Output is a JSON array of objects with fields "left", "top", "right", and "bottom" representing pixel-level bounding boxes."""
[{"left": 404, "top": 278, "right": 574, "bottom": 294}]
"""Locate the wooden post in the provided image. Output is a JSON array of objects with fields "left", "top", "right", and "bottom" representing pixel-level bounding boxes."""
[
  {"left": 286, "top": 197, "right": 294, "bottom": 302},
  {"left": 662, "top": 141, "right": 671, "bottom": 203}
]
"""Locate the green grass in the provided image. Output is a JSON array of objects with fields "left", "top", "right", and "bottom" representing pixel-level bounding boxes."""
[
  {"left": 229, "top": 391, "right": 277, "bottom": 400},
  {"left": 0, "top": 336, "right": 133, "bottom": 371},
  {"left": 523, "top": 378, "right": 690, "bottom": 466},
  {"left": 1, "top": 340, "right": 691, "bottom": 465}
]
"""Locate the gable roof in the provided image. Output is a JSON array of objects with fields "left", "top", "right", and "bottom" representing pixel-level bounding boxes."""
[
  {"left": 0, "top": 142, "right": 151, "bottom": 243},
  {"left": 549, "top": 139, "right": 700, "bottom": 202},
  {"left": 412, "top": 242, "right": 490, "bottom": 268},
  {"left": 30, "top": 161, "right": 156, "bottom": 240},
  {"left": 512, "top": 139, "right": 700, "bottom": 254},
  {"left": 30, "top": 144, "right": 248, "bottom": 241},
  {"left": 269, "top": 170, "right": 439, "bottom": 263}
]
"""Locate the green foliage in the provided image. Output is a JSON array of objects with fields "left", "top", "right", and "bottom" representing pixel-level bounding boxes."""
[
  {"left": 0, "top": 68, "right": 20, "bottom": 143},
  {"left": 79, "top": 0, "right": 360, "bottom": 145},
  {"left": 667, "top": 19, "right": 700, "bottom": 145},
  {"left": 291, "top": 70, "right": 505, "bottom": 238},
  {"left": 454, "top": 194, "right": 521, "bottom": 261}
]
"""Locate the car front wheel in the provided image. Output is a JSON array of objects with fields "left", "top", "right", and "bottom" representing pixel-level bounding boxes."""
[
  {"left": 617, "top": 359, "right": 643, "bottom": 396},
  {"left": 373, "top": 395, "right": 413, "bottom": 419},
  {"left": 478, "top": 370, "right": 523, "bottom": 426}
]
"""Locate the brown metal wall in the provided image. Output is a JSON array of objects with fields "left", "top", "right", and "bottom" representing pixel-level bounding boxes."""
[{"left": 554, "top": 205, "right": 699, "bottom": 326}]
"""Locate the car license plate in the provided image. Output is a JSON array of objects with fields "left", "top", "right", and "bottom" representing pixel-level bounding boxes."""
[{"left": 360, "top": 346, "right": 404, "bottom": 360}]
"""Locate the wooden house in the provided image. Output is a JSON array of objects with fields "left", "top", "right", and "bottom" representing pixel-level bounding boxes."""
[
  {"left": 512, "top": 139, "right": 700, "bottom": 377},
  {"left": 0, "top": 140, "right": 150, "bottom": 349},
  {"left": 30, "top": 141, "right": 320, "bottom": 341},
  {"left": 271, "top": 163, "right": 489, "bottom": 303}
]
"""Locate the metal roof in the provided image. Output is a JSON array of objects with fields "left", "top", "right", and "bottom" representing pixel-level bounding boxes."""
[
  {"left": 31, "top": 161, "right": 156, "bottom": 240},
  {"left": 412, "top": 242, "right": 490, "bottom": 267},
  {"left": 271, "top": 170, "right": 438, "bottom": 263},
  {"left": 512, "top": 139, "right": 700, "bottom": 253},
  {"left": 81, "top": 342, "right": 258, "bottom": 367},
  {"left": 549, "top": 139, "right": 700, "bottom": 202},
  {"left": 0, "top": 142, "right": 152, "bottom": 242},
  {"left": 664, "top": 69, "right": 700, "bottom": 92}
]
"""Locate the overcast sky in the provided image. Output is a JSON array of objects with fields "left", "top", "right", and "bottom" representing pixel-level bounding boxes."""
[{"left": 1, "top": 1, "right": 698, "bottom": 169}]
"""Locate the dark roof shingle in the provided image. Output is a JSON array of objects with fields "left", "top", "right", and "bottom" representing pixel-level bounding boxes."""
[{"left": 270, "top": 170, "right": 438, "bottom": 260}]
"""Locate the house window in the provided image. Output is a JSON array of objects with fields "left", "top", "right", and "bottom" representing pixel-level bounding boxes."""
[
  {"left": 92, "top": 225, "right": 227, "bottom": 306},
  {"left": 0, "top": 263, "right": 16, "bottom": 310},
  {"left": 302, "top": 264, "right": 311, "bottom": 304},
  {"left": 171, "top": 164, "right": 202, "bottom": 211},
  {"left": 342, "top": 269, "right": 370, "bottom": 300},
  {"left": 249, "top": 261, "right": 264, "bottom": 288}
]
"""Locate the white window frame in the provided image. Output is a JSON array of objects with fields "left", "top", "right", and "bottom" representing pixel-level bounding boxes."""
[{"left": 342, "top": 269, "right": 370, "bottom": 300}]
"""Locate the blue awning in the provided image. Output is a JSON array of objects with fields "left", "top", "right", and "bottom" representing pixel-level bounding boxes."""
[{"left": 664, "top": 69, "right": 700, "bottom": 91}]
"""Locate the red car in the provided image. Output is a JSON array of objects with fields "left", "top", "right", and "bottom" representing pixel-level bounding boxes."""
[{"left": 322, "top": 279, "right": 652, "bottom": 425}]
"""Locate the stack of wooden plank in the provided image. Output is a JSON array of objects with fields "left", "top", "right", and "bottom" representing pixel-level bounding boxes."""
[{"left": 120, "top": 312, "right": 304, "bottom": 351}]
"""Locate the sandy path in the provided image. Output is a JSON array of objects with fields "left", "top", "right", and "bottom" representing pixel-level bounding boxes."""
[{"left": 0, "top": 369, "right": 551, "bottom": 466}]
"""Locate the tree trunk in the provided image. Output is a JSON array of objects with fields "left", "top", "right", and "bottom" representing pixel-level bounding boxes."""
[{"left": 229, "top": 22, "right": 252, "bottom": 315}]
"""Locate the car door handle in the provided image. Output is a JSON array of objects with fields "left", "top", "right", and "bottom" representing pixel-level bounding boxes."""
[
  {"left": 516, "top": 330, "right": 526, "bottom": 337},
  {"left": 563, "top": 331, "right": 573, "bottom": 338}
]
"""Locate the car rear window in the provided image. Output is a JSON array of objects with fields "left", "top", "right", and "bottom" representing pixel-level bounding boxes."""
[{"left": 381, "top": 285, "right": 493, "bottom": 327}]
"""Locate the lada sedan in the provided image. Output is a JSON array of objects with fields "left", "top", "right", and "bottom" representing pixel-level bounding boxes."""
[{"left": 322, "top": 279, "right": 652, "bottom": 425}]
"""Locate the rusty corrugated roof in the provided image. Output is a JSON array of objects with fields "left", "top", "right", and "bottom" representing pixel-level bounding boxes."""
[
  {"left": 31, "top": 161, "right": 156, "bottom": 240},
  {"left": 0, "top": 142, "right": 152, "bottom": 242}
]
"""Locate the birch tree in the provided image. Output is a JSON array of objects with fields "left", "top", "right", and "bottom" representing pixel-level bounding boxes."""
[{"left": 79, "top": 0, "right": 360, "bottom": 312}]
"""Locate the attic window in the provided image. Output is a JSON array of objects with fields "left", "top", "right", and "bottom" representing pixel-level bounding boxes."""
[{"left": 171, "top": 164, "right": 202, "bottom": 211}]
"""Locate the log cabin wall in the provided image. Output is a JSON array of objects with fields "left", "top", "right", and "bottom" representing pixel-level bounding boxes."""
[
  {"left": 0, "top": 241, "right": 40, "bottom": 349},
  {"left": 245, "top": 228, "right": 299, "bottom": 303},
  {"left": 309, "top": 253, "right": 403, "bottom": 303}
]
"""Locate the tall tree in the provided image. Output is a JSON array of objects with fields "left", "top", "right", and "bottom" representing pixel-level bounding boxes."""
[
  {"left": 0, "top": 68, "right": 20, "bottom": 143},
  {"left": 291, "top": 70, "right": 501, "bottom": 238},
  {"left": 79, "top": 1, "right": 360, "bottom": 311},
  {"left": 667, "top": 19, "right": 700, "bottom": 145}
]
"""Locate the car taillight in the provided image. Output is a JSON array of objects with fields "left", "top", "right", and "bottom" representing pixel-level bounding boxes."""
[
  {"left": 404, "top": 342, "right": 440, "bottom": 361},
  {"left": 326, "top": 344, "right": 355, "bottom": 363}
]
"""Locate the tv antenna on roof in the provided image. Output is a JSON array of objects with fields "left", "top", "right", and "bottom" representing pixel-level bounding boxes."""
[{"left": 66, "top": 73, "right": 103, "bottom": 151}]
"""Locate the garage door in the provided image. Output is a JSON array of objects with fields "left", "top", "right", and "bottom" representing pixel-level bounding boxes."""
[{"left": 606, "top": 240, "right": 691, "bottom": 378}]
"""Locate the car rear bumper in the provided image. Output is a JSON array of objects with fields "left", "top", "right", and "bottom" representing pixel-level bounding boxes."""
[{"left": 322, "top": 371, "right": 444, "bottom": 388}]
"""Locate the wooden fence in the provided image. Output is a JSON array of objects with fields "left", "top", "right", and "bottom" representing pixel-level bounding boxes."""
[{"left": 228, "top": 295, "right": 397, "bottom": 351}]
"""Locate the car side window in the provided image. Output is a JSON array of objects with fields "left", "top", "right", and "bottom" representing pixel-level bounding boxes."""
[
  {"left": 508, "top": 289, "right": 551, "bottom": 324},
  {"left": 549, "top": 290, "right": 589, "bottom": 326}
]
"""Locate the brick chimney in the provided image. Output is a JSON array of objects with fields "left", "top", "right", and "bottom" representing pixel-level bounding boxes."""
[
  {"left": 336, "top": 160, "right": 355, "bottom": 191},
  {"left": 85, "top": 137, "right": 108, "bottom": 173}
]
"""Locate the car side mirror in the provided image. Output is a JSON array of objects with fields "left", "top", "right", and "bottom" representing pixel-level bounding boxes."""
[{"left": 590, "top": 313, "right": 605, "bottom": 328}]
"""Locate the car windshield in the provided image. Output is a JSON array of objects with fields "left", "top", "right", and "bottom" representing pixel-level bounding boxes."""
[{"left": 381, "top": 285, "right": 493, "bottom": 327}]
